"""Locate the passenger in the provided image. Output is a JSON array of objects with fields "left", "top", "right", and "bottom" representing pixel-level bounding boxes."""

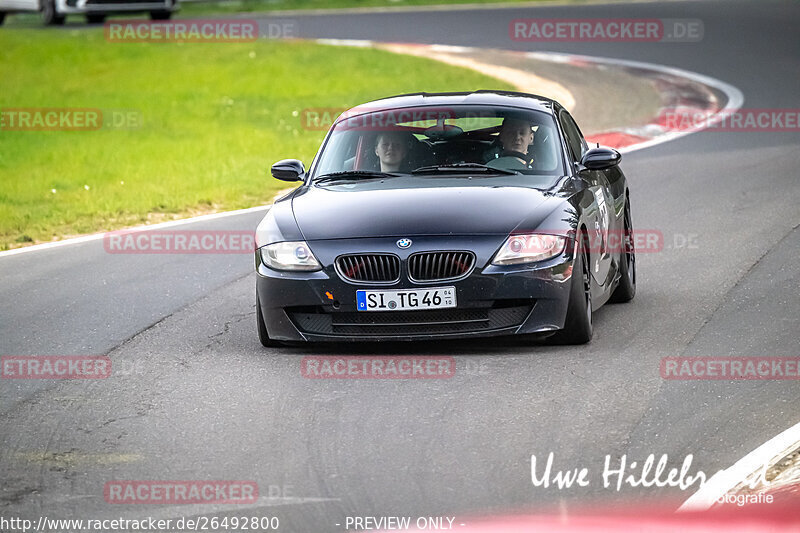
[{"left": 374, "top": 131, "right": 412, "bottom": 172}]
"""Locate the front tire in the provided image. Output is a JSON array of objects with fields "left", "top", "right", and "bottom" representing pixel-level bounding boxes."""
[
  {"left": 149, "top": 10, "right": 171, "bottom": 20},
  {"left": 548, "top": 233, "right": 593, "bottom": 345},
  {"left": 609, "top": 198, "right": 636, "bottom": 303},
  {"left": 256, "top": 292, "right": 283, "bottom": 348},
  {"left": 0, "top": 13, "right": 7, "bottom": 25},
  {"left": 41, "top": 0, "right": 65, "bottom": 25}
]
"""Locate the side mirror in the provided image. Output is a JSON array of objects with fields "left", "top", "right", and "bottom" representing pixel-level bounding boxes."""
[
  {"left": 580, "top": 147, "right": 621, "bottom": 171},
  {"left": 271, "top": 159, "right": 305, "bottom": 182}
]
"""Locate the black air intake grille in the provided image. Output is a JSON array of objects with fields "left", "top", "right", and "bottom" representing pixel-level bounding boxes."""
[
  {"left": 408, "top": 251, "right": 475, "bottom": 282},
  {"left": 335, "top": 254, "right": 400, "bottom": 283},
  {"left": 289, "top": 304, "right": 532, "bottom": 337}
]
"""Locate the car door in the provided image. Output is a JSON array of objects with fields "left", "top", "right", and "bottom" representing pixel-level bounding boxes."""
[
  {"left": 0, "top": 0, "right": 27, "bottom": 10},
  {"left": 559, "top": 110, "right": 613, "bottom": 287},
  {"left": 16, "top": 0, "right": 39, "bottom": 11}
]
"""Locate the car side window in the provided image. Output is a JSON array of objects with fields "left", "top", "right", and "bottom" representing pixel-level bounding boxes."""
[{"left": 559, "top": 111, "right": 587, "bottom": 163}]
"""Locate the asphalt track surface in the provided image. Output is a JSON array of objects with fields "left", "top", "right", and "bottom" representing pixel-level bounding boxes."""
[{"left": 1, "top": 0, "right": 799, "bottom": 529}]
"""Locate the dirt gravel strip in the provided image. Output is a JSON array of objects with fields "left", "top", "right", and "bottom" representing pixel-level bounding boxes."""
[{"left": 375, "top": 43, "right": 577, "bottom": 111}]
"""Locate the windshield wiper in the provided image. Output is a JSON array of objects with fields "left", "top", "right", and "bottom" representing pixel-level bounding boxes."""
[
  {"left": 314, "top": 170, "right": 401, "bottom": 184},
  {"left": 411, "top": 163, "right": 520, "bottom": 175}
]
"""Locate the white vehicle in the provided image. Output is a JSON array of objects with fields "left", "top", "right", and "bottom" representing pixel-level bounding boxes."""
[{"left": 0, "top": 0, "right": 177, "bottom": 25}]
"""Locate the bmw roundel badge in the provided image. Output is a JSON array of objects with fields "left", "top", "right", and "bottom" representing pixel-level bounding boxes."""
[{"left": 396, "top": 238, "right": 412, "bottom": 249}]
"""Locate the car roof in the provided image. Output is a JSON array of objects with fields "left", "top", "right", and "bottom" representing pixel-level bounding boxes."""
[{"left": 339, "top": 90, "right": 558, "bottom": 123}]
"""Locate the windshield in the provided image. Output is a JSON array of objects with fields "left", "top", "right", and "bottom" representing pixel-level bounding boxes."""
[{"left": 313, "top": 105, "right": 565, "bottom": 180}]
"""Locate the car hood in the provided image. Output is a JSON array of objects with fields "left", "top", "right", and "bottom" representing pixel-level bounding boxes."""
[{"left": 291, "top": 180, "right": 554, "bottom": 240}]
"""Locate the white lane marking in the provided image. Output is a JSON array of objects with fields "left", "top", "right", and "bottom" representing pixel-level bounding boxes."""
[
  {"left": 315, "top": 38, "right": 373, "bottom": 47},
  {"left": 679, "top": 420, "right": 800, "bottom": 511},
  {"left": 0, "top": 205, "right": 270, "bottom": 259}
]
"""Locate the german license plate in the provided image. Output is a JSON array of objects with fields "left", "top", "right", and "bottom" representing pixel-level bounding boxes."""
[{"left": 356, "top": 287, "right": 456, "bottom": 311}]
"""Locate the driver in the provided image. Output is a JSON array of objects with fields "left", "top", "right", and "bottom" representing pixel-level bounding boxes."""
[{"left": 486, "top": 117, "right": 535, "bottom": 169}]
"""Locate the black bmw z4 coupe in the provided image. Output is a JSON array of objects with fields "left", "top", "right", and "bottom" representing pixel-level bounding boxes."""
[{"left": 255, "top": 91, "right": 636, "bottom": 346}]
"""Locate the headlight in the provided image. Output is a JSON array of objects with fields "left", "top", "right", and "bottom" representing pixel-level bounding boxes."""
[
  {"left": 260, "top": 241, "right": 322, "bottom": 271},
  {"left": 491, "top": 234, "right": 567, "bottom": 265}
]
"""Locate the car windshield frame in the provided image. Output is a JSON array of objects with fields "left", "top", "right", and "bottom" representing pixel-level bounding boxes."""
[{"left": 309, "top": 104, "right": 567, "bottom": 183}]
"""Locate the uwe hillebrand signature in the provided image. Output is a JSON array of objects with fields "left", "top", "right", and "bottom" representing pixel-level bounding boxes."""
[
  {"left": 532, "top": 453, "right": 706, "bottom": 491},
  {"left": 531, "top": 452, "right": 799, "bottom": 492}
]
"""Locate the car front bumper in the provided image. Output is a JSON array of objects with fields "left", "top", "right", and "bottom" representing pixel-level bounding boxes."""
[{"left": 256, "top": 235, "right": 575, "bottom": 342}]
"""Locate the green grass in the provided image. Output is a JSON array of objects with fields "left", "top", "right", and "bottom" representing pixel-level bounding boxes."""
[{"left": 0, "top": 30, "right": 512, "bottom": 249}]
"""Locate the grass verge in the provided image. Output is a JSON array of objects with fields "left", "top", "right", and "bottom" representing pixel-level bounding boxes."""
[{"left": 0, "top": 30, "right": 512, "bottom": 249}]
